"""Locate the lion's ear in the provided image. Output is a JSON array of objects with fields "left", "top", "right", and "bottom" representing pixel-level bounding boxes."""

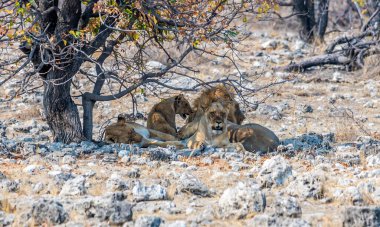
[
  {"left": 117, "top": 114, "right": 127, "bottom": 124},
  {"left": 175, "top": 94, "right": 183, "bottom": 103},
  {"left": 220, "top": 101, "right": 232, "bottom": 111}
]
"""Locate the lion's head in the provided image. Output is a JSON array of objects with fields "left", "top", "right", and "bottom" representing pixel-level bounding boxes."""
[
  {"left": 205, "top": 102, "right": 229, "bottom": 135},
  {"left": 174, "top": 94, "right": 193, "bottom": 120},
  {"left": 104, "top": 115, "right": 143, "bottom": 144},
  {"left": 191, "top": 85, "right": 245, "bottom": 124}
]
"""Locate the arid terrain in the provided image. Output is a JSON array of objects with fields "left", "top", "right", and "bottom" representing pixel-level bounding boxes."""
[{"left": 1, "top": 15, "right": 380, "bottom": 226}]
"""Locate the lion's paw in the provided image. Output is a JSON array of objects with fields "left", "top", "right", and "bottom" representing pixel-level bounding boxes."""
[{"left": 188, "top": 140, "right": 205, "bottom": 150}]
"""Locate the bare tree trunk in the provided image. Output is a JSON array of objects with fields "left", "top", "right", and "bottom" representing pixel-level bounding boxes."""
[
  {"left": 294, "top": 0, "right": 316, "bottom": 42},
  {"left": 316, "top": 0, "right": 329, "bottom": 41},
  {"left": 44, "top": 69, "right": 85, "bottom": 143},
  {"left": 82, "top": 37, "right": 124, "bottom": 140}
]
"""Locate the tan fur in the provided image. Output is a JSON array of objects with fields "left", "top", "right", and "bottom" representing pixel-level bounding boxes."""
[
  {"left": 179, "top": 85, "right": 245, "bottom": 139},
  {"left": 147, "top": 94, "right": 192, "bottom": 136},
  {"left": 188, "top": 85, "right": 245, "bottom": 124},
  {"left": 227, "top": 123, "right": 280, "bottom": 152},
  {"left": 104, "top": 115, "right": 184, "bottom": 149},
  {"left": 186, "top": 102, "right": 245, "bottom": 151}
]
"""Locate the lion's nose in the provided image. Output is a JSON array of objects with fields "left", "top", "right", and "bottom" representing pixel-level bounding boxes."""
[{"left": 216, "top": 120, "right": 222, "bottom": 124}]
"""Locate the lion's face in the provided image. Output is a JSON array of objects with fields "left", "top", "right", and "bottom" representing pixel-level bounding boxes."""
[
  {"left": 123, "top": 127, "right": 143, "bottom": 144},
  {"left": 105, "top": 125, "right": 143, "bottom": 144},
  {"left": 205, "top": 102, "right": 229, "bottom": 135},
  {"left": 192, "top": 86, "right": 245, "bottom": 125},
  {"left": 174, "top": 94, "right": 193, "bottom": 120}
]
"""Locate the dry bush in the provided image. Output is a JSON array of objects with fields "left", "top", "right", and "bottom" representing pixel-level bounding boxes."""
[
  {"left": 334, "top": 117, "right": 361, "bottom": 142},
  {"left": 14, "top": 106, "right": 42, "bottom": 120},
  {"left": 362, "top": 54, "right": 380, "bottom": 79}
]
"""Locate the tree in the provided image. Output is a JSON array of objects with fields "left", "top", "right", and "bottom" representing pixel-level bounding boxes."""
[
  {"left": 276, "top": 0, "right": 380, "bottom": 71},
  {"left": 0, "top": 0, "right": 278, "bottom": 143},
  {"left": 291, "top": 0, "right": 329, "bottom": 42}
]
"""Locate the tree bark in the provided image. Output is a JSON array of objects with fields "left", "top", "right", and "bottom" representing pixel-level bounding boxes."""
[
  {"left": 294, "top": 0, "right": 316, "bottom": 42},
  {"left": 275, "top": 53, "right": 351, "bottom": 72},
  {"left": 44, "top": 69, "right": 85, "bottom": 143},
  {"left": 316, "top": 0, "right": 329, "bottom": 41}
]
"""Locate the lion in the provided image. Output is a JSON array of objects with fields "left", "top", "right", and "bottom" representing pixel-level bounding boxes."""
[
  {"left": 187, "top": 85, "right": 245, "bottom": 124},
  {"left": 147, "top": 94, "right": 193, "bottom": 136},
  {"left": 178, "top": 85, "right": 245, "bottom": 139},
  {"left": 186, "top": 102, "right": 246, "bottom": 152},
  {"left": 227, "top": 123, "right": 280, "bottom": 152},
  {"left": 104, "top": 115, "right": 184, "bottom": 149}
]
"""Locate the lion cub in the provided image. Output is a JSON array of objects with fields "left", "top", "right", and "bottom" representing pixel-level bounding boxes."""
[
  {"left": 104, "top": 115, "right": 184, "bottom": 148},
  {"left": 147, "top": 94, "right": 192, "bottom": 136},
  {"left": 187, "top": 102, "right": 246, "bottom": 151}
]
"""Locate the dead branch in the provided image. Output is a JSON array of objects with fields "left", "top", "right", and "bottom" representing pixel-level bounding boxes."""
[{"left": 275, "top": 53, "right": 351, "bottom": 72}]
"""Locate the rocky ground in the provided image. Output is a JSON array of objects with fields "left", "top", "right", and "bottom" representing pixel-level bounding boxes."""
[{"left": 1, "top": 16, "right": 380, "bottom": 226}]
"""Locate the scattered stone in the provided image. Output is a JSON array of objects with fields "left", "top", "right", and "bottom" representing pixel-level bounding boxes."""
[
  {"left": 286, "top": 172, "right": 324, "bottom": 199},
  {"left": 23, "top": 164, "right": 44, "bottom": 174},
  {"left": 132, "top": 201, "right": 177, "bottom": 214},
  {"left": 146, "top": 61, "right": 166, "bottom": 70},
  {"left": 118, "top": 150, "right": 131, "bottom": 157},
  {"left": 261, "top": 40, "right": 278, "bottom": 49},
  {"left": 80, "top": 141, "right": 98, "bottom": 153},
  {"left": 30, "top": 199, "right": 68, "bottom": 225},
  {"left": 0, "top": 171, "right": 6, "bottom": 180},
  {"left": 59, "top": 176, "right": 87, "bottom": 196},
  {"left": 106, "top": 174, "right": 129, "bottom": 192},
  {"left": 127, "top": 168, "right": 141, "bottom": 178},
  {"left": 258, "top": 155, "right": 292, "bottom": 188},
  {"left": 0, "top": 211, "right": 14, "bottom": 226},
  {"left": 101, "top": 154, "right": 118, "bottom": 164},
  {"left": 1, "top": 180, "right": 20, "bottom": 192},
  {"left": 108, "top": 202, "right": 133, "bottom": 225},
  {"left": 257, "top": 104, "right": 282, "bottom": 120},
  {"left": 32, "top": 182, "right": 45, "bottom": 194},
  {"left": 134, "top": 216, "right": 162, "bottom": 227},
  {"left": 53, "top": 172, "right": 75, "bottom": 188},
  {"left": 343, "top": 206, "right": 380, "bottom": 227},
  {"left": 363, "top": 101, "right": 375, "bottom": 108},
  {"left": 166, "top": 221, "right": 186, "bottom": 227},
  {"left": 337, "top": 187, "right": 364, "bottom": 206},
  {"left": 218, "top": 182, "right": 266, "bottom": 219},
  {"left": 177, "top": 173, "right": 210, "bottom": 197},
  {"left": 273, "top": 196, "right": 302, "bottom": 218},
  {"left": 72, "top": 195, "right": 132, "bottom": 224},
  {"left": 367, "top": 154, "right": 380, "bottom": 167},
  {"left": 171, "top": 161, "right": 188, "bottom": 168},
  {"left": 132, "top": 181, "right": 168, "bottom": 202},
  {"left": 250, "top": 214, "right": 311, "bottom": 227},
  {"left": 336, "top": 151, "right": 361, "bottom": 166},
  {"left": 282, "top": 133, "right": 334, "bottom": 153},
  {"left": 301, "top": 104, "right": 313, "bottom": 113},
  {"left": 61, "top": 155, "right": 76, "bottom": 164}
]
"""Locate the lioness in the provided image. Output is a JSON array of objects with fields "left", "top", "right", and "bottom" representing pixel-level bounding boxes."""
[
  {"left": 227, "top": 123, "right": 280, "bottom": 152},
  {"left": 186, "top": 102, "right": 246, "bottom": 151},
  {"left": 104, "top": 115, "right": 184, "bottom": 148},
  {"left": 147, "top": 94, "right": 193, "bottom": 136}
]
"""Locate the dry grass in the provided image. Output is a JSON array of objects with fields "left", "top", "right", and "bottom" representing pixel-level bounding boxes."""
[
  {"left": 334, "top": 118, "right": 361, "bottom": 142},
  {"left": 363, "top": 55, "right": 380, "bottom": 79}
]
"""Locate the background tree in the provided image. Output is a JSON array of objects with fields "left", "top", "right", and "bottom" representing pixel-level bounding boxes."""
[
  {"left": 277, "top": 0, "right": 380, "bottom": 71},
  {"left": 0, "top": 0, "right": 278, "bottom": 143}
]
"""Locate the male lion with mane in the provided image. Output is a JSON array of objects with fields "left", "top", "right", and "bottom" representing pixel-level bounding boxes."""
[{"left": 179, "top": 85, "right": 280, "bottom": 152}]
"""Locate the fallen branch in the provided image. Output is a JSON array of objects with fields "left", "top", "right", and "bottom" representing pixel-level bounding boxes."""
[{"left": 274, "top": 53, "right": 351, "bottom": 72}]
